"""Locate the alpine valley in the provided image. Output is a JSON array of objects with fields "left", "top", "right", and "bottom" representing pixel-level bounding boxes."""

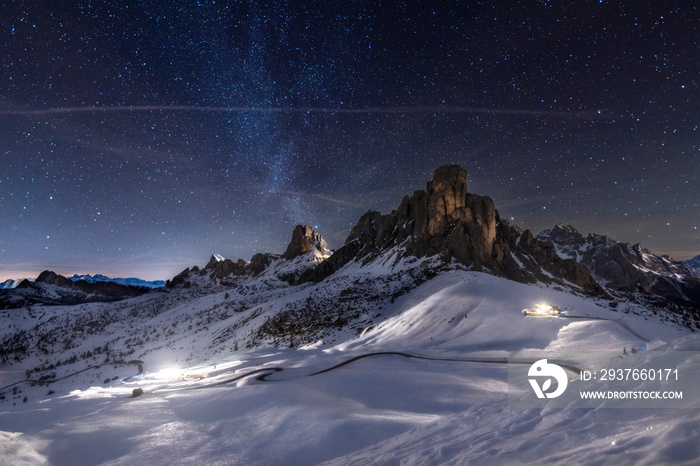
[{"left": 2, "top": 166, "right": 700, "bottom": 465}]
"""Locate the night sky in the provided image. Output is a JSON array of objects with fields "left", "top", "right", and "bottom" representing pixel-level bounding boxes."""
[{"left": 1, "top": 1, "right": 698, "bottom": 281}]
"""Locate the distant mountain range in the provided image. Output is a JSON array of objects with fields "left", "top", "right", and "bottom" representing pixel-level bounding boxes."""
[
  {"left": 67, "top": 274, "right": 166, "bottom": 289},
  {"left": 0, "top": 274, "right": 164, "bottom": 290}
]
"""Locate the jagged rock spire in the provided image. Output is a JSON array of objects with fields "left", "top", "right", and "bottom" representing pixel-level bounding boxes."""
[
  {"left": 283, "top": 225, "right": 330, "bottom": 260},
  {"left": 343, "top": 164, "right": 497, "bottom": 268},
  {"left": 302, "top": 165, "right": 599, "bottom": 293}
]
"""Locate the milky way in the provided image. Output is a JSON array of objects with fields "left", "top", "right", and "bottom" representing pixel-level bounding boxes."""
[{"left": 1, "top": 1, "right": 698, "bottom": 280}]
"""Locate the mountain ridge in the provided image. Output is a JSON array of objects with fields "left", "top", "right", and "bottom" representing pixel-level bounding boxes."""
[
  {"left": 2, "top": 165, "right": 698, "bottom": 313},
  {"left": 67, "top": 274, "right": 166, "bottom": 289},
  {"left": 159, "top": 165, "right": 698, "bottom": 313},
  {"left": 537, "top": 223, "right": 700, "bottom": 308}
]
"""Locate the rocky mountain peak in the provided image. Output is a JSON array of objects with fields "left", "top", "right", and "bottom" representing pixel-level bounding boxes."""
[
  {"left": 426, "top": 164, "right": 468, "bottom": 203},
  {"left": 537, "top": 224, "right": 586, "bottom": 250},
  {"left": 424, "top": 165, "right": 468, "bottom": 234},
  {"left": 342, "top": 165, "right": 497, "bottom": 267},
  {"left": 36, "top": 270, "right": 72, "bottom": 287},
  {"left": 304, "top": 165, "right": 600, "bottom": 292},
  {"left": 551, "top": 223, "right": 579, "bottom": 235},
  {"left": 421, "top": 164, "right": 496, "bottom": 266},
  {"left": 282, "top": 224, "right": 330, "bottom": 260},
  {"left": 169, "top": 225, "right": 332, "bottom": 288},
  {"left": 205, "top": 254, "right": 226, "bottom": 270}
]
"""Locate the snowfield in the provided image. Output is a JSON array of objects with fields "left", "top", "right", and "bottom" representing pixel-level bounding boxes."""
[{"left": 1, "top": 268, "right": 699, "bottom": 465}]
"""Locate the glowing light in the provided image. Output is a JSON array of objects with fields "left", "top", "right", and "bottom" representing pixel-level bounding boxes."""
[
  {"left": 535, "top": 302, "right": 550, "bottom": 312},
  {"left": 522, "top": 302, "right": 561, "bottom": 317},
  {"left": 154, "top": 367, "right": 183, "bottom": 380}
]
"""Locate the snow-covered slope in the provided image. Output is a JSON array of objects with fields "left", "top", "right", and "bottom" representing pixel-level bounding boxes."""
[{"left": 1, "top": 259, "right": 699, "bottom": 465}]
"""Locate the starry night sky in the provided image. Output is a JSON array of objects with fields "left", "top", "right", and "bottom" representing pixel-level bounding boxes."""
[{"left": 1, "top": 1, "right": 698, "bottom": 281}]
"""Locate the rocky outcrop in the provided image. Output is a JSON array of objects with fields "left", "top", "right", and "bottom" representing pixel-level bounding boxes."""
[
  {"left": 298, "top": 239, "right": 364, "bottom": 284},
  {"left": 35, "top": 270, "right": 73, "bottom": 288},
  {"left": 204, "top": 254, "right": 226, "bottom": 270},
  {"left": 168, "top": 256, "right": 256, "bottom": 287},
  {"left": 168, "top": 267, "right": 192, "bottom": 288},
  {"left": 204, "top": 255, "right": 248, "bottom": 280},
  {"left": 283, "top": 225, "right": 330, "bottom": 259},
  {"left": 302, "top": 165, "right": 600, "bottom": 293},
  {"left": 249, "top": 253, "right": 275, "bottom": 276},
  {"left": 343, "top": 165, "right": 500, "bottom": 269}
]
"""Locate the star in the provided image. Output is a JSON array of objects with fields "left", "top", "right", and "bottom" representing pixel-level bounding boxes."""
[{"left": 0, "top": 1, "right": 698, "bottom": 280}]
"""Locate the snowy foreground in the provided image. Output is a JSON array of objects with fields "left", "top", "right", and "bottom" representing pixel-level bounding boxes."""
[{"left": 2, "top": 271, "right": 700, "bottom": 465}]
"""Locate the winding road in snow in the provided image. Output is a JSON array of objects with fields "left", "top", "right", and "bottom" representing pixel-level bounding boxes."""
[
  {"left": 139, "top": 351, "right": 585, "bottom": 395},
  {"left": 1, "top": 349, "right": 593, "bottom": 397}
]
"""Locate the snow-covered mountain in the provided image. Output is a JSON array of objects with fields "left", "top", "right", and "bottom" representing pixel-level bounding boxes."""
[
  {"left": 0, "top": 279, "right": 26, "bottom": 289},
  {"left": 688, "top": 254, "right": 700, "bottom": 275},
  {"left": 537, "top": 224, "right": 700, "bottom": 307},
  {"left": 68, "top": 274, "right": 166, "bottom": 289},
  {"left": 1, "top": 166, "right": 699, "bottom": 465}
]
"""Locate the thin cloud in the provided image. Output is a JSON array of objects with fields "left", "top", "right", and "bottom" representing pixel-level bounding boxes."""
[{"left": 0, "top": 105, "right": 609, "bottom": 120}]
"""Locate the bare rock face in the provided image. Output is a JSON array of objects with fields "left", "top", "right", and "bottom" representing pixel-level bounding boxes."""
[
  {"left": 248, "top": 253, "right": 274, "bottom": 276},
  {"left": 345, "top": 165, "right": 499, "bottom": 270},
  {"left": 169, "top": 225, "right": 331, "bottom": 286},
  {"left": 168, "top": 267, "right": 191, "bottom": 287},
  {"left": 210, "top": 259, "right": 245, "bottom": 280},
  {"left": 282, "top": 225, "right": 330, "bottom": 260},
  {"left": 398, "top": 165, "right": 495, "bottom": 267},
  {"left": 201, "top": 254, "right": 250, "bottom": 280},
  {"left": 424, "top": 164, "right": 469, "bottom": 236}
]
